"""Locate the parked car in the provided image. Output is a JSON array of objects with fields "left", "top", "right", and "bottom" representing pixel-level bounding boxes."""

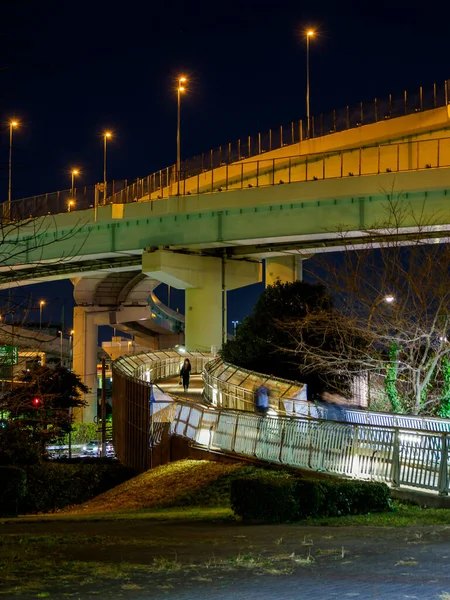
[
  {"left": 82, "top": 440, "right": 100, "bottom": 457},
  {"left": 82, "top": 440, "right": 115, "bottom": 458}
]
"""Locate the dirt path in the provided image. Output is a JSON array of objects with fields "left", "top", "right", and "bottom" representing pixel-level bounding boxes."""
[{"left": 2, "top": 517, "right": 450, "bottom": 599}]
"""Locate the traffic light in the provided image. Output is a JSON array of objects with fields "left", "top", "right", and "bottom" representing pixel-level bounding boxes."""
[{"left": 32, "top": 397, "right": 41, "bottom": 407}]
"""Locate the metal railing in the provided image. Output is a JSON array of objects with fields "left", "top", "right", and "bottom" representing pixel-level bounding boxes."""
[
  {"left": 161, "top": 402, "right": 449, "bottom": 495},
  {"left": 1, "top": 180, "right": 129, "bottom": 222},
  {"left": 8, "top": 135, "right": 450, "bottom": 221},
  {"left": 112, "top": 349, "right": 213, "bottom": 471},
  {"left": 113, "top": 351, "right": 450, "bottom": 494},
  {"left": 5, "top": 79, "right": 450, "bottom": 221},
  {"left": 178, "top": 79, "right": 449, "bottom": 179},
  {"left": 203, "top": 359, "right": 450, "bottom": 433},
  {"left": 202, "top": 357, "right": 307, "bottom": 413}
]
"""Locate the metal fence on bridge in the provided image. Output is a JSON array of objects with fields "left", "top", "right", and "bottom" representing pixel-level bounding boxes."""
[
  {"left": 112, "top": 350, "right": 212, "bottom": 472},
  {"left": 179, "top": 79, "right": 450, "bottom": 179},
  {"left": 162, "top": 401, "right": 450, "bottom": 496},
  {"left": 113, "top": 351, "right": 450, "bottom": 495},
  {"left": 5, "top": 79, "right": 450, "bottom": 219},
  {"left": 9, "top": 135, "right": 450, "bottom": 218},
  {"left": 203, "top": 358, "right": 450, "bottom": 433}
]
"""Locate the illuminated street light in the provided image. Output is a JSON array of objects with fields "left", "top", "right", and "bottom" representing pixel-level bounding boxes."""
[
  {"left": 71, "top": 168, "right": 79, "bottom": 207},
  {"left": 177, "top": 76, "right": 187, "bottom": 196},
  {"left": 39, "top": 300, "right": 45, "bottom": 330},
  {"left": 68, "top": 200, "right": 75, "bottom": 212},
  {"left": 305, "top": 30, "right": 314, "bottom": 139},
  {"left": 368, "top": 294, "right": 395, "bottom": 328},
  {"left": 58, "top": 330, "right": 64, "bottom": 366},
  {"left": 8, "top": 120, "right": 19, "bottom": 216},
  {"left": 103, "top": 132, "right": 112, "bottom": 202}
]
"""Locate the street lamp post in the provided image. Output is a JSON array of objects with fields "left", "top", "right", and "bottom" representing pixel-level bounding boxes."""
[
  {"left": 368, "top": 295, "right": 395, "bottom": 329},
  {"left": 306, "top": 30, "right": 314, "bottom": 139},
  {"left": 59, "top": 330, "right": 63, "bottom": 366},
  {"left": 8, "top": 120, "right": 19, "bottom": 217},
  {"left": 71, "top": 169, "right": 79, "bottom": 208},
  {"left": 69, "top": 329, "right": 74, "bottom": 370},
  {"left": 39, "top": 300, "right": 45, "bottom": 331},
  {"left": 103, "top": 132, "right": 112, "bottom": 202},
  {"left": 177, "top": 76, "right": 187, "bottom": 196},
  {"left": 366, "top": 294, "right": 395, "bottom": 408}
]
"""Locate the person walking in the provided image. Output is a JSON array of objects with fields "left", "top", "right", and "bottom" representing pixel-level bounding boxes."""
[
  {"left": 256, "top": 384, "right": 269, "bottom": 415},
  {"left": 180, "top": 358, "right": 192, "bottom": 392}
]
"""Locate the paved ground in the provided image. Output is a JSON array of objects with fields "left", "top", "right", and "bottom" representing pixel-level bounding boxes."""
[
  {"left": 157, "top": 374, "right": 204, "bottom": 403},
  {"left": 2, "top": 517, "right": 450, "bottom": 599}
]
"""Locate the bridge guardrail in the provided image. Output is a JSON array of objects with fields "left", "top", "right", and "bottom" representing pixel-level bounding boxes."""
[
  {"left": 179, "top": 79, "right": 449, "bottom": 180},
  {"left": 8, "top": 134, "right": 450, "bottom": 221},
  {"left": 203, "top": 358, "right": 450, "bottom": 433},
  {"left": 156, "top": 401, "right": 450, "bottom": 496},
  {"left": 5, "top": 79, "right": 450, "bottom": 219},
  {"left": 112, "top": 349, "right": 213, "bottom": 471},
  {"left": 113, "top": 350, "right": 450, "bottom": 494}
]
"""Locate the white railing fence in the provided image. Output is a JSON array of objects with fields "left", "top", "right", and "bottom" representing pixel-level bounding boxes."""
[
  {"left": 157, "top": 402, "right": 450, "bottom": 496},
  {"left": 113, "top": 351, "right": 450, "bottom": 494},
  {"left": 203, "top": 359, "right": 450, "bottom": 433}
]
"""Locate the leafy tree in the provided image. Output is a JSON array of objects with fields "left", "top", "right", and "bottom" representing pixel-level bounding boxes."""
[
  {"left": 0, "top": 365, "right": 88, "bottom": 464},
  {"left": 221, "top": 280, "right": 352, "bottom": 399}
]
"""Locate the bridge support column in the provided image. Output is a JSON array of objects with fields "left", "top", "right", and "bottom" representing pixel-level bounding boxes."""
[
  {"left": 142, "top": 250, "right": 261, "bottom": 352},
  {"left": 265, "top": 255, "right": 311, "bottom": 286},
  {"left": 73, "top": 307, "right": 98, "bottom": 423}
]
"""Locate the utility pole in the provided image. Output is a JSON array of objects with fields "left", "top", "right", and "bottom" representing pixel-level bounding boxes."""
[{"left": 101, "top": 357, "right": 107, "bottom": 457}]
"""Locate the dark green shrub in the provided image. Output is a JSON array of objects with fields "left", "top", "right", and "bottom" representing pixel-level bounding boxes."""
[
  {"left": 295, "top": 479, "right": 327, "bottom": 519},
  {"left": 230, "top": 473, "right": 298, "bottom": 522},
  {"left": 296, "top": 479, "right": 391, "bottom": 518},
  {"left": 0, "top": 466, "right": 27, "bottom": 517},
  {"left": 349, "top": 481, "right": 392, "bottom": 514},
  {"left": 21, "top": 463, "right": 135, "bottom": 514},
  {"left": 230, "top": 473, "right": 392, "bottom": 523}
]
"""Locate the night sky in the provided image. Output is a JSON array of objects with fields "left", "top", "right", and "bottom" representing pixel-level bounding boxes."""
[{"left": 2, "top": 0, "right": 449, "bottom": 338}]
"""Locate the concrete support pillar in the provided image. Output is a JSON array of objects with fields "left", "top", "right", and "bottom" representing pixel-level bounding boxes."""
[
  {"left": 142, "top": 249, "right": 261, "bottom": 353},
  {"left": 265, "top": 255, "right": 305, "bottom": 286},
  {"left": 184, "top": 257, "right": 223, "bottom": 352},
  {"left": 73, "top": 307, "right": 98, "bottom": 423}
]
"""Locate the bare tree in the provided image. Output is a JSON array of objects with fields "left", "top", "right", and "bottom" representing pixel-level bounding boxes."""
[
  {"left": 278, "top": 193, "right": 450, "bottom": 415},
  {"left": 0, "top": 205, "right": 90, "bottom": 387}
]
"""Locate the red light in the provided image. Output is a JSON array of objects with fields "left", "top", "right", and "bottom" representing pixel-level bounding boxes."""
[{"left": 32, "top": 397, "right": 41, "bottom": 406}]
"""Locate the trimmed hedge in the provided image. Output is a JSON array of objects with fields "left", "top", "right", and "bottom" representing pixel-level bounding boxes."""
[
  {"left": 230, "top": 472, "right": 298, "bottom": 522},
  {"left": 295, "top": 479, "right": 392, "bottom": 519},
  {"left": 21, "top": 462, "right": 135, "bottom": 514},
  {"left": 231, "top": 474, "right": 392, "bottom": 522},
  {"left": 0, "top": 466, "right": 27, "bottom": 517}
]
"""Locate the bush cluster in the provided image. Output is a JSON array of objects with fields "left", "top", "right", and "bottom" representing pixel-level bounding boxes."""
[
  {"left": 0, "top": 466, "right": 27, "bottom": 517},
  {"left": 20, "top": 462, "right": 135, "bottom": 514},
  {"left": 230, "top": 472, "right": 392, "bottom": 522}
]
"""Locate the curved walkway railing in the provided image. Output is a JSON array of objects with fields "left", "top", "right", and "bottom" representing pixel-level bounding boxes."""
[
  {"left": 113, "top": 351, "right": 450, "bottom": 495},
  {"left": 112, "top": 350, "right": 212, "bottom": 471},
  {"left": 203, "top": 358, "right": 450, "bottom": 433}
]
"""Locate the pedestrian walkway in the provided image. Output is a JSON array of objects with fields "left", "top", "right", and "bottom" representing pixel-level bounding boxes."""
[{"left": 157, "top": 374, "right": 204, "bottom": 403}]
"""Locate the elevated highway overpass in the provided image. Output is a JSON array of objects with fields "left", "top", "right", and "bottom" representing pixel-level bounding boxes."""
[{"left": 5, "top": 83, "right": 450, "bottom": 421}]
